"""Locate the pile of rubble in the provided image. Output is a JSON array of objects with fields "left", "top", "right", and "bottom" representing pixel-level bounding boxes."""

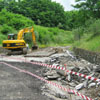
[{"left": 42, "top": 50, "right": 100, "bottom": 100}]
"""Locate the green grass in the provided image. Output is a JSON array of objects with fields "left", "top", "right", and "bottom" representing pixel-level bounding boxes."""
[
  {"left": 33, "top": 25, "right": 73, "bottom": 46},
  {"left": 73, "top": 34, "right": 100, "bottom": 52}
]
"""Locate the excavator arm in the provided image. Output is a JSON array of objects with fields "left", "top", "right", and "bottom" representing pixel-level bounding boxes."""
[{"left": 17, "top": 27, "right": 37, "bottom": 47}]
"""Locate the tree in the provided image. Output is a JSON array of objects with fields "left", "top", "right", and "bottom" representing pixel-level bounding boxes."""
[
  {"left": 73, "top": 0, "right": 100, "bottom": 18},
  {"left": 0, "top": 0, "right": 67, "bottom": 29}
]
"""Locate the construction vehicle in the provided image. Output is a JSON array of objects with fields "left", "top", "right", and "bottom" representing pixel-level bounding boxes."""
[{"left": 2, "top": 27, "right": 38, "bottom": 55}]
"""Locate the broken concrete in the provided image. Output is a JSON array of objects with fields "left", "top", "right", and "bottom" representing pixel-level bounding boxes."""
[{"left": 0, "top": 46, "right": 100, "bottom": 100}]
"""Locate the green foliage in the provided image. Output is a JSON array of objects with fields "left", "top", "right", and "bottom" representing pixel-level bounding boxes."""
[
  {"left": 0, "top": 9, "right": 34, "bottom": 31},
  {"left": 0, "top": 33, "right": 7, "bottom": 44},
  {"left": 65, "top": 11, "right": 79, "bottom": 29},
  {"left": 74, "top": 0, "right": 100, "bottom": 18},
  {"left": 0, "top": 24, "right": 14, "bottom": 34},
  {"left": 0, "top": 0, "right": 67, "bottom": 29},
  {"left": 73, "top": 35, "right": 100, "bottom": 52},
  {"left": 88, "top": 19, "right": 100, "bottom": 36},
  {"left": 33, "top": 25, "right": 74, "bottom": 46},
  {"left": 73, "top": 18, "right": 100, "bottom": 52},
  {"left": 72, "top": 27, "right": 85, "bottom": 40}
]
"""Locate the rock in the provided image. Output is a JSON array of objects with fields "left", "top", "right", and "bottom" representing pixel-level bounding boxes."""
[
  {"left": 43, "top": 70, "right": 57, "bottom": 77},
  {"left": 83, "top": 80, "right": 88, "bottom": 88},
  {"left": 87, "top": 72, "right": 95, "bottom": 77},
  {"left": 88, "top": 83, "right": 96, "bottom": 88},
  {"left": 60, "top": 94, "right": 68, "bottom": 99},
  {"left": 69, "top": 82, "right": 76, "bottom": 87},
  {"left": 97, "top": 82, "right": 100, "bottom": 87},
  {"left": 56, "top": 68, "right": 65, "bottom": 76},
  {"left": 62, "top": 81, "right": 67, "bottom": 85},
  {"left": 94, "top": 98, "right": 98, "bottom": 100},
  {"left": 93, "top": 65, "right": 100, "bottom": 72},
  {"left": 55, "top": 93, "right": 61, "bottom": 98},
  {"left": 55, "top": 93, "right": 68, "bottom": 99},
  {"left": 71, "top": 67, "right": 80, "bottom": 72},
  {"left": 98, "top": 93, "right": 100, "bottom": 97},
  {"left": 57, "top": 78, "right": 62, "bottom": 81},
  {"left": 47, "top": 74, "right": 60, "bottom": 80},
  {"left": 52, "top": 63, "right": 59, "bottom": 66},
  {"left": 50, "top": 59, "right": 56, "bottom": 63},
  {"left": 67, "top": 74, "right": 71, "bottom": 82},
  {"left": 66, "top": 50, "right": 76, "bottom": 59},
  {"left": 75, "top": 83, "right": 84, "bottom": 90},
  {"left": 85, "top": 67, "right": 91, "bottom": 72},
  {"left": 66, "top": 66, "right": 75, "bottom": 71},
  {"left": 44, "top": 77, "right": 48, "bottom": 80}
]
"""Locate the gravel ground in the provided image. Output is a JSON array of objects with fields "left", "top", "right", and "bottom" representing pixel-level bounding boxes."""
[{"left": 0, "top": 62, "right": 53, "bottom": 100}]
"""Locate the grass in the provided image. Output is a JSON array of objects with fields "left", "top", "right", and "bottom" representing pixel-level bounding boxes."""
[{"left": 73, "top": 34, "right": 100, "bottom": 52}]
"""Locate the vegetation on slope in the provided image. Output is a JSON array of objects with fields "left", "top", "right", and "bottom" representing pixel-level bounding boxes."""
[
  {"left": 0, "top": 9, "right": 73, "bottom": 47},
  {"left": 73, "top": 19, "right": 100, "bottom": 52}
]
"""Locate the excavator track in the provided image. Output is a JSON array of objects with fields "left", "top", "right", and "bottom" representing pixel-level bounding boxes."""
[{"left": 7, "top": 48, "right": 27, "bottom": 55}]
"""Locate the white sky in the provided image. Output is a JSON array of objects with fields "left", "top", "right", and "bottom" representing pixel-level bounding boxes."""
[{"left": 51, "top": 0, "right": 76, "bottom": 11}]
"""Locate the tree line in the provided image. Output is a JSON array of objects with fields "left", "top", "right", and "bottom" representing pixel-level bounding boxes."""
[{"left": 0, "top": 0, "right": 100, "bottom": 30}]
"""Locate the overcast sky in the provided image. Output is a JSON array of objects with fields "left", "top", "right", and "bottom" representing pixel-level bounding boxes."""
[{"left": 51, "top": 0, "right": 76, "bottom": 11}]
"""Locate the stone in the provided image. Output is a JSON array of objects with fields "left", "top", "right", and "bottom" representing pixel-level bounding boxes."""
[
  {"left": 69, "top": 82, "right": 76, "bottom": 87},
  {"left": 83, "top": 80, "right": 88, "bottom": 88},
  {"left": 93, "top": 65, "right": 100, "bottom": 72},
  {"left": 57, "top": 77, "right": 63, "bottom": 81},
  {"left": 43, "top": 70, "right": 57, "bottom": 77},
  {"left": 98, "top": 93, "right": 100, "bottom": 97},
  {"left": 75, "top": 83, "right": 84, "bottom": 90},
  {"left": 47, "top": 74, "right": 60, "bottom": 80},
  {"left": 88, "top": 83, "right": 96, "bottom": 88},
  {"left": 94, "top": 98, "right": 98, "bottom": 100},
  {"left": 67, "top": 74, "right": 71, "bottom": 82},
  {"left": 60, "top": 94, "right": 68, "bottom": 99},
  {"left": 55, "top": 93, "right": 61, "bottom": 98},
  {"left": 55, "top": 93, "right": 68, "bottom": 99},
  {"left": 97, "top": 82, "right": 100, "bottom": 86}
]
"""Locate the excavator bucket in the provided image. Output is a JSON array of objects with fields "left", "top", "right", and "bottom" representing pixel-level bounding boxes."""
[{"left": 32, "top": 46, "right": 38, "bottom": 50}]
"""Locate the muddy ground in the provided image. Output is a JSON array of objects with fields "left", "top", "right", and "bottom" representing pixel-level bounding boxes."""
[{"left": 0, "top": 62, "right": 53, "bottom": 100}]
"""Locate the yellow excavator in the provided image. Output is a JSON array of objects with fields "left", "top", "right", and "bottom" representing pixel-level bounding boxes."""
[{"left": 2, "top": 27, "right": 38, "bottom": 55}]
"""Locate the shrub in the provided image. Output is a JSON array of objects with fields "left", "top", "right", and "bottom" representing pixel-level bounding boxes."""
[
  {"left": 88, "top": 19, "right": 100, "bottom": 36},
  {"left": 0, "top": 9, "right": 34, "bottom": 30},
  {"left": 0, "top": 24, "right": 14, "bottom": 35},
  {"left": 72, "top": 27, "right": 85, "bottom": 40}
]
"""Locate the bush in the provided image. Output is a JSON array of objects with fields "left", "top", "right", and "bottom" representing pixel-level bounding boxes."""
[
  {"left": 0, "top": 24, "right": 14, "bottom": 35},
  {"left": 0, "top": 9, "right": 34, "bottom": 30},
  {"left": 72, "top": 27, "right": 85, "bottom": 41},
  {"left": 0, "top": 33, "right": 7, "bottom": 44},
  {"left": 88, "top": 19, "right": 100, "bottom": 36}
]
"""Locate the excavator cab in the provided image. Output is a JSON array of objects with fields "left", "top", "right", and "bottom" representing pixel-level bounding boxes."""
[{"left": 8, "top": 34, "right": 17, "bottom": 40}]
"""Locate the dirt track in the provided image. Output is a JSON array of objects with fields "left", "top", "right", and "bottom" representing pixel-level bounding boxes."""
[{"left": 0, "top": 62, "right": 52, "bottom": 100}]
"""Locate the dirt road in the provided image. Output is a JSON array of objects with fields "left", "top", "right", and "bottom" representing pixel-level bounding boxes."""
[{"left": 0, "top": 62, "right": 52, "bottom": 100}]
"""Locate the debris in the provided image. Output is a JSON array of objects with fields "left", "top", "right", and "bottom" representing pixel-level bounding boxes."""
[
  {"left": 43, "top": 70, "right": 57, "bottom": 77},
  {"left": 75, "top": 83, "right": 84, "bottom": 90},
  {"left": 1, "top": 46, "right": 100, "bottom": 99},
  {"left": 55, "top": 93, "right": 68, "bottom": 99},
  {"left": 88, "top": 83, "right": 96, "bottom": 88},
  {"left": 83, "top": 80, "right": 88, "bottom": 88},
  {"left": 47, "top": 74, "right": 60, "bottom": 80},
  {"left": 67, "top": 74, "right": 71, "bottom": 82}
]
